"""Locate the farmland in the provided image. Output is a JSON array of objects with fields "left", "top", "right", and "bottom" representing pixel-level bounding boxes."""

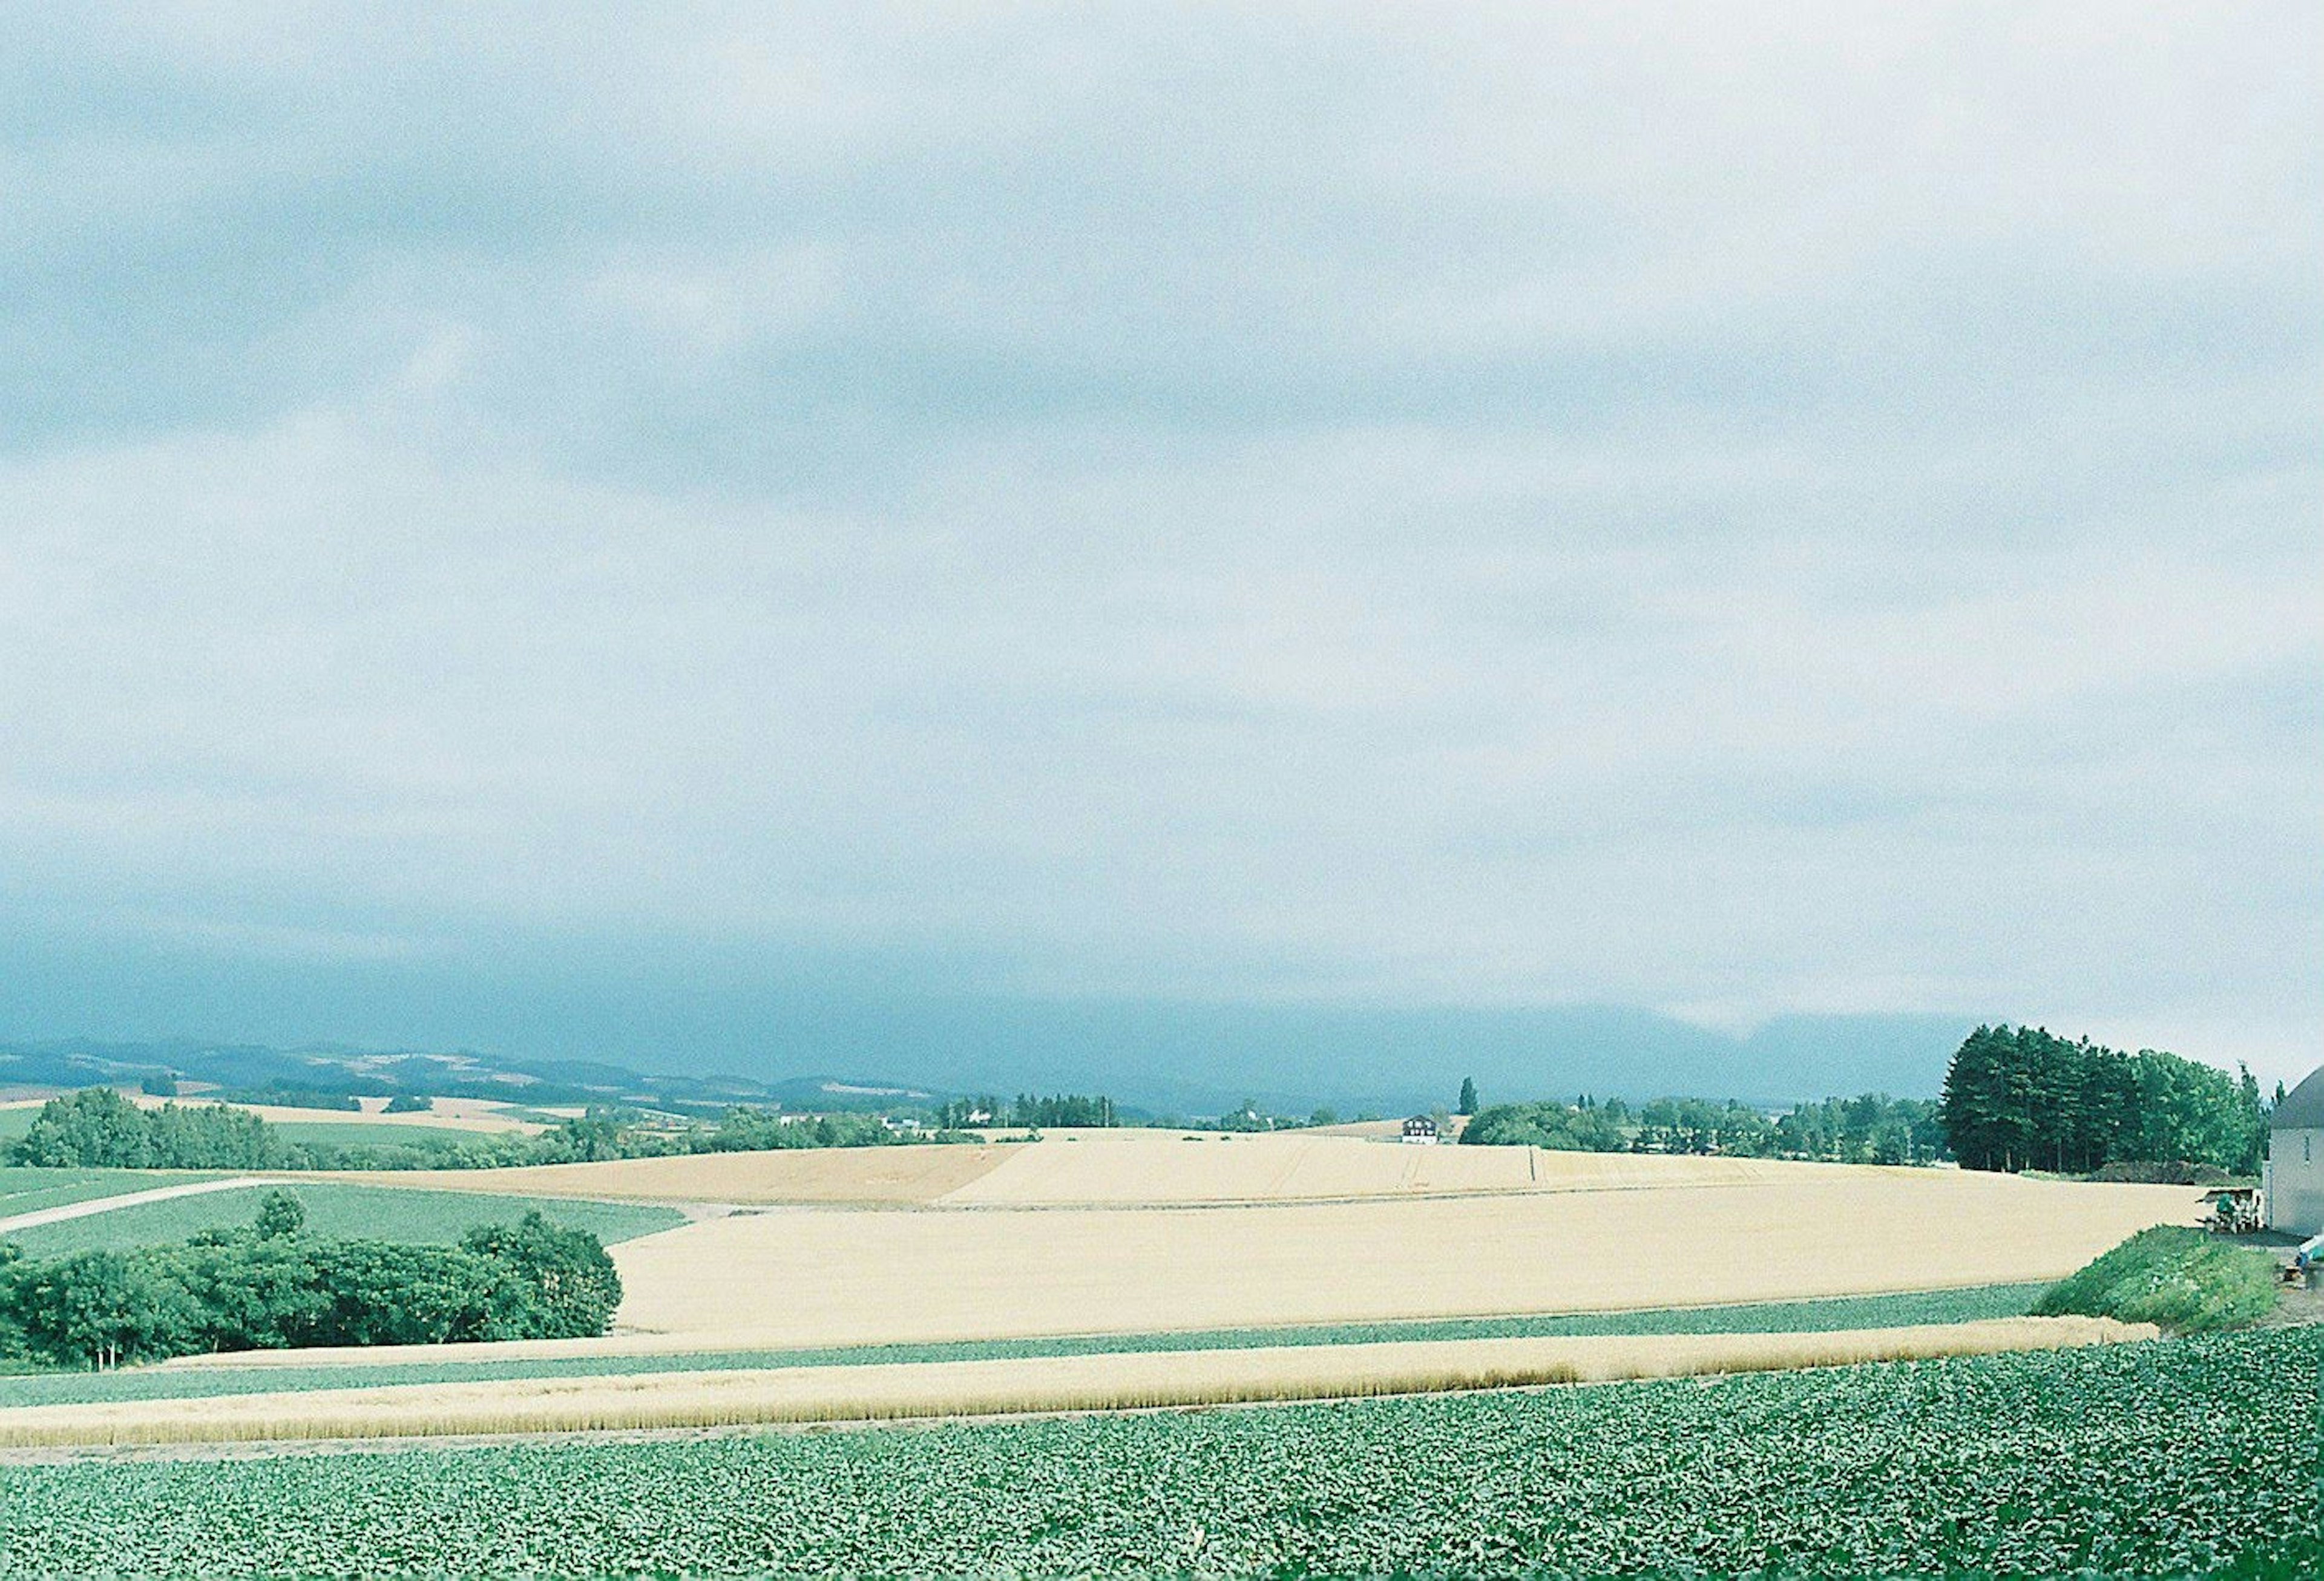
[
  {"left": 0, "top": 1327, "right": 2308, "bottom": 1578},
  {"left": 602, "top": 1147, "right": 2197, "bottom": 1349},
  {"left": 0, "top": 1182, "right": 684, "bottom": 1259},
  {"left": 0, "top": 1167, "right": 223, "bottom": 1219},
  {"left": 0, "top": 1283, "right": 2054, "bottom": 1409},
  {"left": 0, "top": 1317, "right": 2147, "bottom": 1447}
]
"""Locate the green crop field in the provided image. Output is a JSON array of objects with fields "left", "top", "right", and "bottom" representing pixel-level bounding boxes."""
[
  {"left": 264, "top": 1121, "right": 484, "bottom": 1154},
  {"left": 0, "top": 1328, "right": 2309, "bottom": 1578},
  {"left": 0, "top": 1183, "right": 684, "bottom": 1260},
  {"left": 0, "top": 1167, "right": 221, "bottom": 1219},
  {"left": 0, "top": 1283, "right": 2046, "bottom": 1410}
]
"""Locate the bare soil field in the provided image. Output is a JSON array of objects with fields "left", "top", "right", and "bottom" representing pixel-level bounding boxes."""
[
  {"left": 603, "top": 1166, "right": 2198, "bottom": 1349},
  {"left": 0, "top": 1317, "right": 2146, "bottom": 1448}
]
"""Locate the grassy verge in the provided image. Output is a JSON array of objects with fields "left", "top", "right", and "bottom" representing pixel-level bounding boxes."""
[
  {"left": 0, "top": 1182, "right": 683, "bottom": 1260},
  {"left": 0, "top": 1283, "right": 2045, "bottom": 1409},
  {"left": 2033, "top": 1226, "right": 2282, "bottom": 1333}
]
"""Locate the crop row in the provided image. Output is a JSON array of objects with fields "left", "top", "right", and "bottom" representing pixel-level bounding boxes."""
[{"left": 0, "top": 1326, "right": 2311, "bottom": 1577}]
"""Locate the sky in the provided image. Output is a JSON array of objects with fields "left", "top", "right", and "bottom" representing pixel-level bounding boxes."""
[{"left": 2, "top": 4, "right": 2318, "bottom": 1098}]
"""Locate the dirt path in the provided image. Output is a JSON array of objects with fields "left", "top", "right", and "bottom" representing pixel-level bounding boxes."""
[{"left": 0, "top": 1177, "right": 295, "bottom": 1238}]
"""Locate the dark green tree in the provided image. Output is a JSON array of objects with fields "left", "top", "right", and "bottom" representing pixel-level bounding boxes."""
[
  {"left": 1457, "top": 1077, "right": 1479, "bottom": 1116},
  {"left": 254, "top": 1190, "right": 306, "bottom": 1241},
  {"left": 461, "top": 1211, "right": 622, "bottom": 1340}
]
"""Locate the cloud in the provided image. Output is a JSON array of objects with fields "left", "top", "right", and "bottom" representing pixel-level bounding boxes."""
[{"left": 0, "top": 3, "right": 2317, "bottom": 1084}]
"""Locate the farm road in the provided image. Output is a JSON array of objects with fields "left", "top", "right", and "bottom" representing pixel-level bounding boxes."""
[{"left": 0, "top": 1177, "right": 295, "bottom": 1237}]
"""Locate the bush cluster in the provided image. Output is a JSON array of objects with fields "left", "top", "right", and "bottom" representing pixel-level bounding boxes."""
[{"left": 0, "top": 1194, "right": 621, "bottom": 1370}]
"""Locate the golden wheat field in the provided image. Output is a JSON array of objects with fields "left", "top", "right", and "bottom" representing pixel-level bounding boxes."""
[
  {"left": 601, "top": 1159, "right": 2197, "bottom": 1349},
  {"left": 0, "top": 1317, "right": 2148, "bottom": 1448},
  {"left": 301, "top": 1131, "right": 2209, "bottom": 1352},
  {"left": 333, "top": 1128, "right": 1836, "bottom": 1207}
]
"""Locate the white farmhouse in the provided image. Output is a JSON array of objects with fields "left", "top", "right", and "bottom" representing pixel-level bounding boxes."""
[{"left": 2265, "top": 1065, "right": 2324, "bottom": 1236}]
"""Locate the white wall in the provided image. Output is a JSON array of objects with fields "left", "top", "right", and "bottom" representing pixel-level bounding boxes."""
[{"left": 2268, "top": 1127, "right": 2324, "bottom": 1234}]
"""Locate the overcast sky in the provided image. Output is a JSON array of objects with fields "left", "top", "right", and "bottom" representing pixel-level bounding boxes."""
[{"left": 2, "top": 4, "right": 2317, "bottom": 1087}]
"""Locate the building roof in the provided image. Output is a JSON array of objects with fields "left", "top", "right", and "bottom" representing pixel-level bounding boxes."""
[{"left": 2273, "top": 1066, "right": 2324, "bottom": 1130}]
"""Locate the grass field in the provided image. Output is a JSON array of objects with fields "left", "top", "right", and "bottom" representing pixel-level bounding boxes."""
[
  {"left": 0, "top": 1316, "right": 2148, "bottom": 1447},
  {"left": 605, "top": 1165, "right": 2198, "bottom": 1349},
  {"left": 0, "top": 1182, "right": 684, "bottom": 1259},
  {"left": 266, "top": 1121, "right": 492, "bottom": 1155},
  {"left": 0, "top": 1167, "right": 223, "bottom": 1219},
  {"left": 0, "top": 1284, "right": 2050, "bottom": 1410},
  {"left": 0, "top": 1327, "right": 2305, "bottom": 1576}
]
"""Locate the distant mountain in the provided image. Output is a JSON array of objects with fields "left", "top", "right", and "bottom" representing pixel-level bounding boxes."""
[
  {"left": 0, "top": 1038, "right": 812, "bottom": 1116},
  {"left": 0, "top": 1004, "right": 1977, "bottom": 1124},
  {"left": 711, "top": 998, "right": 1973, "bottom": 1116}
]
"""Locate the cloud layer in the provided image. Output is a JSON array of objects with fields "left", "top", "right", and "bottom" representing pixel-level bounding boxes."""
[{"left": 2, "top": 4, "right": 2318, "bottom": 1083}]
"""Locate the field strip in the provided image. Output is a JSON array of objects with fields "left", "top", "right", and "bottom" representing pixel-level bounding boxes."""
[
  {"left": 0, "top": 1285, "right": 2046, "bottom": 1413},
  {"left": 0, "top": 1317, "right": 2150, "bottom": 1448},
  {"left": 0, "top": 1176, "right": 295, "bottom": 1237}
]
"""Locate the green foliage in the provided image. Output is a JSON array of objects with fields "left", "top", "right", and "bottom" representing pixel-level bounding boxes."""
[
  {"left": 382, "top": 1092, "right": 433, "bottom": 1113},
  {"left": 2, "top": 1249, "right": 199, "bottom": 1370},
  {"left": 1457, "top": 1076, "right": 1479, "bottom": 1116},
  {"left": 252, "top": 1190, "right": 305, "bottom": 1241},
  {"left": 457, "top": 1212, "right": 622, "bottom": 1339},
  {"left": 2033, "top": 1226, "right": 2283, "bottom": 1334},
  {"left": 9, "top": 1088, "right": 292, "bottom": 1170},
  {"left": 1940, "top": 1025, "right": 2265, "bottom": 1174},
  {"left": 0, "top": 1197, "right": 625, "bottom": 1367},
  {"left": 1461, "top": 1101, "right": 1627, "bottom": 1151},
  {"left": 1460, "top": 1091, "right": 1942, "bottom": 1161},
  {"left": 0, "top": 1327, "right": 2307, "bottom": 1576}
]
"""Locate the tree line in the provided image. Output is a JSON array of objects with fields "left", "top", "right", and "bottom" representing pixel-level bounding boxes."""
[
  {"left": 1938, "top": 1025, "right": 2265, "bottom": 1174},
  {"left": 931, "top": 1093, "right": 1120, "bottom": 1129},
  {"left": 0, "top": 1194, "right": 620, "bottom": 1370},
  {"left": 1459, "top": 1092, "right": 1943, "bottom": 1164},
  {"left": 5, "top": 1088, "right": 983, "bottom": 1173}
]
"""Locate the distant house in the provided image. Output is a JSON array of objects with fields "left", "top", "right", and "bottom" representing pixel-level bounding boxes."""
[
  {"left": 1402, "top": 1114, "right": 1440, "bottom": 1145},
  {"left": 2267, "top": 1066, "right": 2324, "bottom": 1235}
]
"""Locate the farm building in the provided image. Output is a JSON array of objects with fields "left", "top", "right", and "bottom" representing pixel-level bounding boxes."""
[
  {"left": 1402, "top": 1114, "right": 1440, "bottom": 1145},
  {"left": 2265, "top": 1065, "right": 2324, "bottom": 1235}
]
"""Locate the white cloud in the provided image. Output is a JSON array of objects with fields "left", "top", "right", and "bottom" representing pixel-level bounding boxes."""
[{"left": 0, "top": 3, "right": 2316, "bottom": 1081}]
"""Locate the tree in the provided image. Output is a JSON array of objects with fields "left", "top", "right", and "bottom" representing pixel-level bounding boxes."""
[
  {"left": 13, "top": 1088, "right": 154, "bottom": 1168},
  {"left": 461, "top": 1212, "right": 622, "bottom": 1340},
  {"left": 8, "top": 1250, "right": 198, "bottom": 1369},
  {"left": 1457, "top": 1078, "right": 1479, "bottom": 1116},
  {"left": 254, "top": 1190, "right": 306, "bottom": 1241}
]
